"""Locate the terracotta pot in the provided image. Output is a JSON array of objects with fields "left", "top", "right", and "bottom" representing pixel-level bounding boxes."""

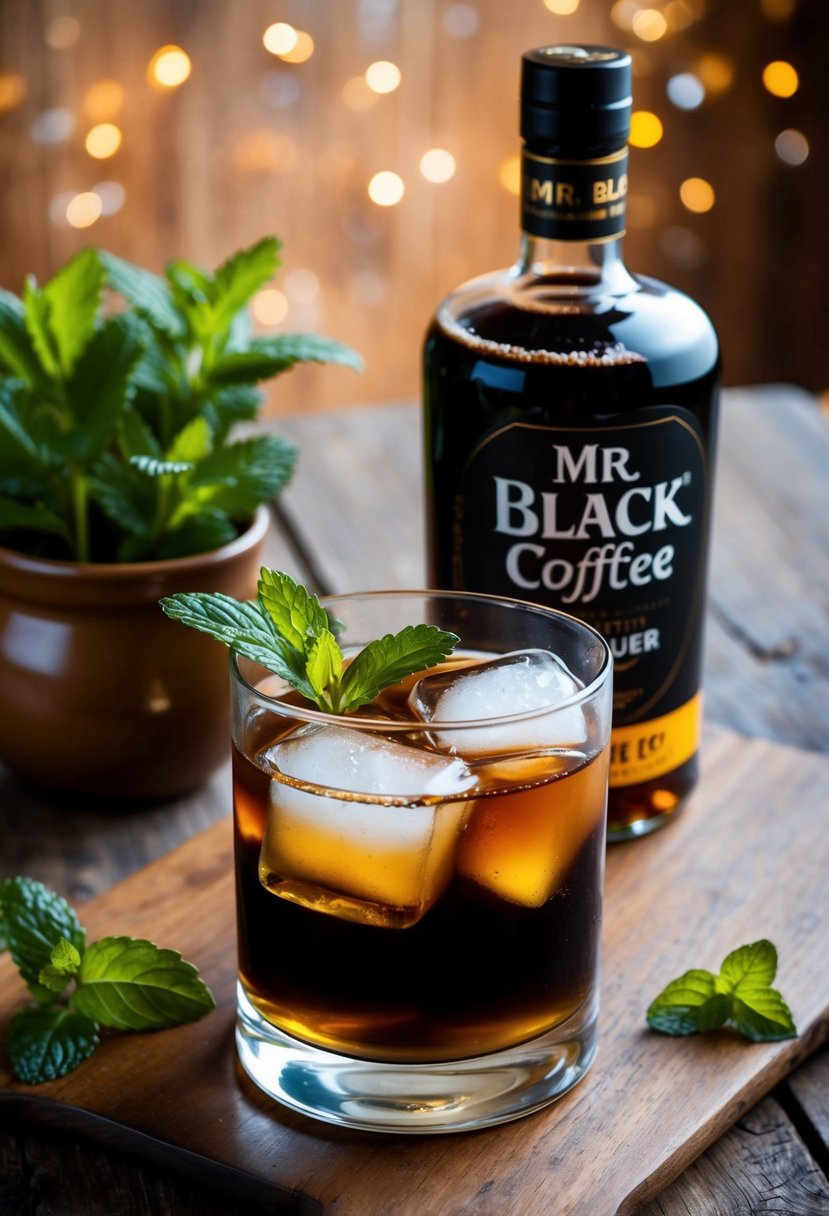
[{"left": 0, "top": 507, "right": 269, "bottom": 801}]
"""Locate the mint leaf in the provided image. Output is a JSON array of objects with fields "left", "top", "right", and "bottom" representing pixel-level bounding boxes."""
[
  {"left": 64, "top": 315, "right": 143, "bottom": 462},
  {"left": 202, "top": 384, "right": 262, "bottom": 443},
  {"left": 89, "top": 452, "right": 155, "bottom": 537},
  {"left": 70, "top": 936, "right": 215, "bottom": 1030},
  {"left": 0, "top": 290, "right": 47, "bottom": 385},
  {"left": 23, "top": 277, "right": 61, "bottom": 379},
  {"left": 146, "top": 511, "right": 237, "bottom": 561},
  {"left": 0, "top": 382, "right": 42, "bottom": 462},
  {"left": 719, "top": 940, "right": 796, "bottom": 1042},
  {"left": 208, "top": 334, "right": 363, "bottom": 386},
  {"left": 732, "top": 990, "right": 797, "bottom": 1042},
  {"left": 0, "top": 877, "right": 86, "bottom": 1003},
  {"left": 251, "top": 333, "right": 364, "bottom": 373},
  {"left": 211, "top": 236, "right": 280, "bottom": 334},
  {"left": 257, "top": 568, "right": 329, "bottom": 653},
  {"left": 189, "top": 434, "right": 297, "bottom": 517},
  {"left": 101, "top": 251, "right": 185, "bottom": 339},
  {"left": 38, "top": 937, "right": 82, "bottom": 994},
  {"left": 646, "top": 969, "right": 717, "bottom": 1036},
  {"left": 167, "top": 414, "right": 213, "bottom": 463},
  {"left": 118, "top": 403, "right": 163, "bottom": 460},
  {"left": 43, "top": 249, "right": 104, "bottom": 377},
  {"left": 159, "top": 590, "right": 313, "bottom": 696},
  {"left": 339, "top": 624, "right": 460, "bottom": 713},
  {"left": 647, "top": 940, "right": 797, "bottom": 1043},
  {"left": 306, "top": 629, "right": 344, "bottom": 710},
  {"left": 8, "top": 1006, "right": 99, "bottom": 1085},
  {"left": 717, "top": 939, "right": 778, "bottom": 994}
]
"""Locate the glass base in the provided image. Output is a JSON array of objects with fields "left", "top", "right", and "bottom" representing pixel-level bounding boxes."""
[{"left": 236, "top": 983, "right": 598, "bottom": 1134}]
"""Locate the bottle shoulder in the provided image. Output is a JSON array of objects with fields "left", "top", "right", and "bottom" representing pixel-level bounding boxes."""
[{"left": 429, "top": 264, "right": 720, "bottom": 388}]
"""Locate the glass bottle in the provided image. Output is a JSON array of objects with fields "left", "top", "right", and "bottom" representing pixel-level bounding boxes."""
[{"left": 423, "top": 46, "right": 720, "bottom": 840}]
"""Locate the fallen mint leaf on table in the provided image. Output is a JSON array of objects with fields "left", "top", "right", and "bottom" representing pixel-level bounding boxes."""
[
  {"left": 1, "top": 878, "right": 215, "bottom": 1084},
  {"left": 70, "top": 936, "right": 215, "bottom": 1031},
  {"left": 0, "top": 877, "right": 86, "bottom": 1003},
  {"left": 647, "top": 940, "right": 797, "bottom": 1043},
  {"left": 8, "top": 1006, "right": 99, "bottom": 1085},
  {"left": 161, "top": 568, "right": 459, "bottom": 714},
  {"left": 38, "top": 937, "right": 82, "bottom": 995}
]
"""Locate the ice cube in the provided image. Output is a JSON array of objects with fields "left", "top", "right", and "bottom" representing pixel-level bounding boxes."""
[
  {"left": 409, "top": 650, "right": 587, "bottom": 757},
  {"left": 456, "top": 749, "right": 609, "bottom": 907},
  {"left": 259, "top": 726, "right": 476, "bottom": 928}
]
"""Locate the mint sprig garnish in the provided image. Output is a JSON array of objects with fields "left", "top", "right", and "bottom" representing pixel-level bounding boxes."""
[
  {"left": 1, "top": 877, "right": 215, "bottom": 1085},
  {"left": 161, "top": 569, "right": 459, "bottom": 714},
  {"left": 647, "top": 940, "right": 797, "bottom": 1042}
]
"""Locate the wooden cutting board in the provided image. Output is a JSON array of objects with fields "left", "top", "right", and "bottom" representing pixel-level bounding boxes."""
[{"left": 2, "top": 727, "right": 828, "bottom": 1216}]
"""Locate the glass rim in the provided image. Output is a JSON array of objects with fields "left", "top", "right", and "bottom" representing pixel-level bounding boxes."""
[{"left": 230, "top": 587, "right": 612, "bottom": 733}]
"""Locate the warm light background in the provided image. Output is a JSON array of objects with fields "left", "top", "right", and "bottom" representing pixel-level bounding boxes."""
[{"left": 0, "top": 0, "right": 826, "bottom": 414}]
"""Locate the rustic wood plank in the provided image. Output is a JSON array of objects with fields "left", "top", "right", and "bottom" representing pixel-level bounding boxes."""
[
  {"left": 0, "top": 1123, "right": 289, "bottom": 1216},
  {"left": 704, "top": 386, "right": 829, "bottom": 752},
  {"left": 277, "top": 402, "right": 425, "bottom": 594},
  {"left": 630, "top": 1096, "right": 829, "bottom": 1216},
  {"left": 785, "top": 1047, "right": 829, "bottom": 1162},
  {"left": 2, "top": 729, "right": 828, "bottom": 1216}
]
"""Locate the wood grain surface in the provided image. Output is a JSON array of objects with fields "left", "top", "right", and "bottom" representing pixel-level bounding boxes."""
[{"left": 2, "top": 728, "right": 828, "bottom": 1216}]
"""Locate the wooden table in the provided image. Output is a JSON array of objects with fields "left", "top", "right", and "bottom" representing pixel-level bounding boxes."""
[{"left": 1, "top": 386, "right": 828, "bottom": 1214}]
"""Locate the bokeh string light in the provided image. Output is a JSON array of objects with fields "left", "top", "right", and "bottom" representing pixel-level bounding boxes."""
[
  {"left": 368, "top": 171, "right": 405, "bottom": 206},
  {"left": 632, "top": 9, "right": 669, "bottom": 41},
  {"left": 775, "top": 129, "right": 809, "bottom": 166},
  {"left": 263, "top": 24, "right": 298, "bottom": 56},
  {"left": 543, "top": 0, "right": 581, "bottom": 15},
  {"left": 252, "top": 288, "right": 289, "bottom": 326},
  {"left": 85, "top": 123, "right": 122, "bottom": 159},
  {"left": 667, "top": 73, "right": 705, "bottom": 110},
  {"left": 66, "top": 192, "right": 103, "bottom": 229},
  {"left": 365, "top": 61, "right": 401, "bottom": 94},
  {"left": 84, "top": 80, "right": 125, "bottom": 121},
  {"left": 629, "top": 110, "right": 664, "bottom": 148},
  {"left": 762, "top": 60, "right": 799, "bottom": 98},
  {"left": 695, "top": 53, "right": 735, "bottom": 95},
  {"left": 680, "top": 177, "right": 716, "bottom": 213},
  {"left": 147, "top": 46, "right": 192, "bottom": 89},
  {"left": 420, "top": 149, "right": 456, "bottom": 183},
  {"left": 0, "top": 73, "right": 26, "bottom": 113},
  {"left": 279, "top": 31, "right": 315, "bottom": 64}
]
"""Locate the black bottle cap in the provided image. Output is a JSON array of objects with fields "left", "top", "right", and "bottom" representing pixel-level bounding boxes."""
[{"left": 521, "top": 46, "right": 632, "bottom": 155}]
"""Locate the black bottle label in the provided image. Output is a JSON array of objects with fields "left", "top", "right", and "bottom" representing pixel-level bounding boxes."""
[
  {"left": 454, "top": 409, "right": 710, "bottom": 787},
  {"left": 521, "top": 148, "right": 628, "bottom": 241}
]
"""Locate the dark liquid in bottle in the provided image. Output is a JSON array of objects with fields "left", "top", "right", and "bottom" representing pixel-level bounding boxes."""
[{"left": 423, "top": 275, "right": 720, "bottom": 836}]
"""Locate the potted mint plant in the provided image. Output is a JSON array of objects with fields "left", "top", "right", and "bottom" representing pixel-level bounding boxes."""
[{"left": 0, "top": 237, "right": 360, "bottom": 798}]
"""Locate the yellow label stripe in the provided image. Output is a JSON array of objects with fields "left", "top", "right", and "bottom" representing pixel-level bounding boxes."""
[{"left": 609, "top": 694, "right": 701, "bottom": 788}]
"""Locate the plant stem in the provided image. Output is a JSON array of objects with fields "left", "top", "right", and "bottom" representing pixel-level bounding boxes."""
[{"left": 71, "top": 473, "right": 90, "bottom": 562}]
